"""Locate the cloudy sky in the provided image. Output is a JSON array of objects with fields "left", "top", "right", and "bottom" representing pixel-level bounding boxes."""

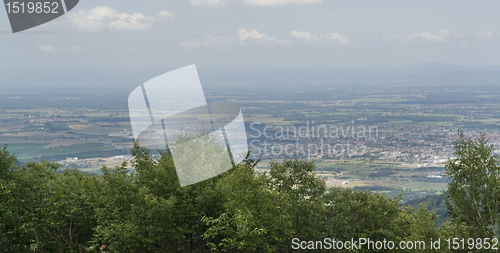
[{"left": 1, "top": 0, "right": 500, "bottom": 69}]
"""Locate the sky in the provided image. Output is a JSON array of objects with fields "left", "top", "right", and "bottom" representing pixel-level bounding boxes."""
[{"left": 1, "top": 0, "right": 500, "bottom": 69}]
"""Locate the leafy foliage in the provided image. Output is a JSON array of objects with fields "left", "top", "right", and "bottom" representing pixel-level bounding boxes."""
[
  {"left": 445, "top": 132, "right": 500, "bottom": 239},
  {"left": 1, "top": 134, "right": 498, "bottom": 252}
]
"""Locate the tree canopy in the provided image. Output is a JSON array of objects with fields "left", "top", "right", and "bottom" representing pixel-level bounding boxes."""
[{"left": 0, "top": 133, "right": 498, "bottom": 252}]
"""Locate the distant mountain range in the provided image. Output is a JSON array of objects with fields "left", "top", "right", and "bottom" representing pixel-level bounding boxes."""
[{"left": 1, "top": 63, "right": 500, "bottom": 95}]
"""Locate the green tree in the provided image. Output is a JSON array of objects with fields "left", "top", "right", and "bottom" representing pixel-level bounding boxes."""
[
  {"left": 322, "top": 187, "right": 412, "bottom": 252},
  {"left": 267, "top": 159, "right": 326, "bottom": 243},
  {"left": 0, "top": 145, "right": 26, "bottom": 252},
  {"left": 12, "top": 159, "right": 95, "bottom": 252},
  {"left": 47, "top": 169, "right": 96, "bottom": 252},
  {"left": 407, "top": 204, "right": 442, "bottom": 252},
  {"left": 202, "top": 162, "right": 294, "bottom": 252},
  {"left": 445, "top": 132, "right": 500, "bottom": 239},
  {"left": 86, "top": 144, "right": 226, "bottom": 252}
]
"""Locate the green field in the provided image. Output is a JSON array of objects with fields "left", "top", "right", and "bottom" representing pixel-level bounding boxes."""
[{"left": 5, "top": 143, "right": 118, "bottom": 160}]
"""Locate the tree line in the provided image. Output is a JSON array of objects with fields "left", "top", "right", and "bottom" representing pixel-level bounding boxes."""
[{"left": 0, "top": 132, "right": 499, "bottom": 252}]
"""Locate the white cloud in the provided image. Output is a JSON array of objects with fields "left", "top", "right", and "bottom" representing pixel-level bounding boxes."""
[
  {"left": 290, "top": 30, "right": 350, "bottom": 45},
  {"left": 236, "top": 28, "right": 289, "bottom": 44},
  {"left": 477, "top": 31, "right": 493, "bottom": 38},
  {"left": 290, "top": 31, "right": 319, "bottom": 42},
  {"left": 407, "top": 29, "right": 450, "bottom": 42},
  {"left": 66, "top": 6, "right": 158, "bottom": 31},
  {"left": 189, "top": 0, "right": 228, "bottom": 7},
  {"left": 182, "top": 29, "right": 351, "bottom": 50},
  {"left": 68, "top": 46, "right": 83, "bottom": 52},
  {"left": 384, "top": 34, "right": 403, "bottom": 41},
  {"left": 38, "top": 44, "right": 55, "bottom": 52},
  {"left": 181, "top": 28, "right": 289, "bottom": 50},
  {"left": 190, "top": 0, "right": 320, "bottom": 7},
  {"left": 323, "top": 33, "right": 351, "bottom": 45},
  {"left": 241, "top": 0, "right": 321, "bottom": 6},
  {"left": 157, "top": 10, "right": 175, "bottom": 21}
]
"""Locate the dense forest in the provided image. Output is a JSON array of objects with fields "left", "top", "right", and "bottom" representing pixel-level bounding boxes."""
[{"left": 1, "top": 133, "right": 499, "bottom": 252}]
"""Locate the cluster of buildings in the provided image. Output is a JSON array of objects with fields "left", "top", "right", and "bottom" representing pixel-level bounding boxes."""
[
  {"left": 59, "top": 155, "right": 133, "bottom": 170},
  {"left": 250, "top": 124, "right": 500, "bottom": 164}
]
